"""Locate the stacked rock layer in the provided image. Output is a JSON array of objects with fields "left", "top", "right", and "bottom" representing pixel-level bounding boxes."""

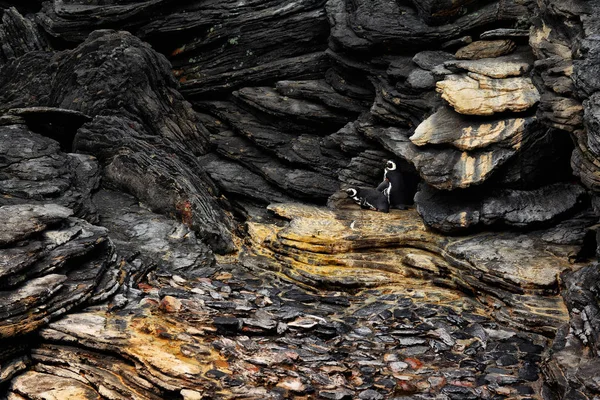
[{"left": 0, "top": 0, "right": 598, "bottom": 399}]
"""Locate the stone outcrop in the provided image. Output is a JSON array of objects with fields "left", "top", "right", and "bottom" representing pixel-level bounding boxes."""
[
  {"left": 436, "top": 73, "right": 540, "bottom": 116},
  {"left": 244, "top": 203, "right": 595, "bottom": 336},
  {"left": 0, "top": 0, "right": 599, "bottom": 399}
]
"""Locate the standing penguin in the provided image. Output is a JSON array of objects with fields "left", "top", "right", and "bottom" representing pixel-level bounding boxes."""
[
  {"left": 345, "top": 187, "right": 390, "bottom": 213},
  {"left": 377, "top": 160, "right": 410, "bottom": 209}
]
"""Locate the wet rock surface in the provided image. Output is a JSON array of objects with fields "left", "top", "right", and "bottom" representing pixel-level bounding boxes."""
[{"left": 0, "top": 0, "right": 600, "bottom": 399}]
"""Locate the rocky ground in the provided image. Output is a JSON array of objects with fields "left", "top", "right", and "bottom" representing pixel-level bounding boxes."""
[{"left": 1, "top": 0, "right": 600, "bottom": 399}]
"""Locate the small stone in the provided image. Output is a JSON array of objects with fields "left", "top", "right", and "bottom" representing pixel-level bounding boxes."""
[
  {"left": 404, "top": 358, "right": 423, "bottom": 369},
  {"left": 159, "top": 296, "right": 182, "bottom": 313},
  {"left": 407, "top": 69, "right": 436, "bottom": 90},
  {"left": 277, "top": 377, "right": 306, "bottom": 393},
  {"left": 205, "top": 369, "right": 228, "bottom": 379},
  {"left": 355, "top": 327, "right": 373, "bottom": 336},
  {"left": 358, "top": 389, "right": 384, "bottom": 400},
  {"left": 496, "top": 354, "right": 518, "bottom": 366},
  {"left": 213, "top": 316, "right": 242, "bottom": 331},
  {"left": 518, "top": 362, "right": 539, "bottom": 381},
  {"left": 428, "top": 376, "right": 447, "bottom": 391},
  {"left": 180, "top": 389, "right": 203, "bottom": 400},
  {"left": 319, "top": 389, "right": 354, "bottom": 399},
  {"left": 288, "top": 316, "right": 320, "bottom": 329},
  {"left": 389, "top": 361, "right": 409, "bottom": 372}
]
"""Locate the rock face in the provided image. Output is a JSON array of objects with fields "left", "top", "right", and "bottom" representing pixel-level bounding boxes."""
[{"left": 0, "top": 0, "right": 600, "bottom": 399}]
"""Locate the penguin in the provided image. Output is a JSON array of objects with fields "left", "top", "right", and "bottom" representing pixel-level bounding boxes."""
[
  {"left": 345, "top": 187, "right": 390, "bottom": 213},
  {"left": 377, "top": 160, "right": 410, "bottom": 209}
]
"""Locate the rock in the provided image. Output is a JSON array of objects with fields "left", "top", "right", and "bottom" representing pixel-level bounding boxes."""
[
  {"left": 160, "top": 296, "right": 183, "bottom": 313},
  {"left": 361, "top": 122, "right": 517, "bottom": 190},
  {"left": 0, "top": 30, "right": 236, "bottom": 253},
  {"left": 9, "top": 370, "right": 103, "bottom": 399},
  {"left": 445, "top": 52, "right": 533, "bottom": 78},
  {"left": 234, "top": 87, "right": 351, "bottom": 129},
  {"left": 244, "top": 203, "right": 587, "bottom": 334},
  {"left": 436, "top": 73, "right": 540, "bottom": 115},
  {"left": 277, "top": 377, "right": 307, "bottom": 393},
  {"left": 411, "top": 106, "right": 535, "bottom": 151},
  {"left": 181, "top": 389, "right": 203, "bottom": 400},
  {"left": 93, "top": 189, "right": 215, "bottom": 276},
  {"left": 480, "top": 29, "right": 530, "bottom": 40},
  {"left": 0, "top": 1, "right": 599, "bottom": 399},
  {"left": 199, "top": 154, "right": 295, "bottom": 205},
  {"left": 326, "top": 0, "right": 531, "bottom": 50},
  {"left": 412, "top": 51, "right": 456, "bottom": 71},
  {"left": 406, "top": 69, "right": 436, "bottom": 90},
  {"left": 455, "top": 40, "right": 517, "bottom": 60},
  {"left": 358, "top": 389, "right": 384, "bottom": 400},
  {"left": 415, "top": 183, "right": 586, "bottom": 232},
  {"left": 0, "top": 7, "right": 49, "bottom": 66},
  {"left": 0, "top": 124, "right": 100, "bottom": 221}
]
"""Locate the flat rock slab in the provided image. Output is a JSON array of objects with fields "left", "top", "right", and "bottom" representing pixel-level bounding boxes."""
[
  {"left": 0, "top": 204, "right": 72, "bottom": 246},
  {"left": 455, "top": 40, "right": 516, "bottom": 60},
  {"left": 445, "top": 52, "right": 533, "bottom": 78},
  {"left": 411, "top": 106, "right": 535, "bottom": 151},
  {"left": 437, "top": 73, "right": 540, "bottom": 115},
  {"left": 415, "top": 183, "right": 587, "bottom": 233}
]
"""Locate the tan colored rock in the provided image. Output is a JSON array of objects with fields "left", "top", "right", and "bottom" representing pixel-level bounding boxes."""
[
  {"left": 159, "top": 295, "right": 183, "bottom": 313},
  {"left": 411, "top": 107, "right": 534, "bottom": 150},
  {"left": 10, "top": 371, "right": 102, "bottom": 399},
  {"left": 436, "top": 73, "right": 540, "bottom": 115},
  {"left": 445, "top": 53, "right": 532, "bottom": 78},
  {"left": 181, "top": 389, "right": 203, "bottom": 400},
  {"left": 243, "top": 203, "right": 581, "bottom": 334},
  {"left": 455, "top": 40, "right": 516, "bottom": 59}
]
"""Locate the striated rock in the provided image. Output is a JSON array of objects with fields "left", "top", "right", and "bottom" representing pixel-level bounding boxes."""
[
  {"left": 0, "top": 7, "right": 49, "bottom": 65},
  {"left": 455, "top": 40, "right": 516, "bottom": 60},
  {"left": 480, "top": 28, "right": 530, "bottom": 39},
  {"left": 361, "top": 122, "right": 517, "bottom": 190},
  {"left": 436, "top": 73, "right": 540, "bottom": 115},
  {"left": 209, "top": 130, "right": 339, "bottom": 201},
  {"left": 1, "top": 0, "right": 600, "bottom": 399},
  {"left": 0, "top": 29, "right": 236, "bottom": 253},
  {"left": 445, "top": 52, "right": 533, "bottom": 78},
  {"left": 326, "top": 0, "right": 531, "bottom": 50},
  {"left": 275, "top": 79, "right": 368, "bottom": 114},
  {"left": 0, "top": 123, "right": 100, "bottom": 221},
  {"left": 412, "top": 51, "right": 455, "bottom": 71},
  {"left": 199, "top": 154, "right": 295, "bottom": 206},
  {"left": 93, "top": 189, "right": 215, "bottom": 276},
  {"left": 233, "top": 86, "right": 351, "bottom": 129},
  {"left": 415, "top": 183, "right": 587, "bottom": 232},
  {"left": 543, "top": 264, "right": 600, "bottom": 398},
  {"left": 36, "top": 0, "right": 330, "bottom": 96},
  {"left": 411, "top": 106, "right": 535, "bottom": 151},
  {"left": 243, "top": 203, "right": 589, "bottom": 334},
  {"left": 0, "top": 204, "right": 118, "bottom": 339}
]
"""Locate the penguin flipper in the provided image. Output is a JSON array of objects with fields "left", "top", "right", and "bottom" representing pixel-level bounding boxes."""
[{"left": 376, "top": 180, "right": 389, "bottom": 192}]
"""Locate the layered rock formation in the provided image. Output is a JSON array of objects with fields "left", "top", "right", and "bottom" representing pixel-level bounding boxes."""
[{"left": 0, "top": 0, "right": 599, "bottom": 399}]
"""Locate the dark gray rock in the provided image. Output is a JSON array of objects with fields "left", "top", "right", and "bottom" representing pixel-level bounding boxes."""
[{"left": 415, "top": 183, "right": 586, "bottom": 233}]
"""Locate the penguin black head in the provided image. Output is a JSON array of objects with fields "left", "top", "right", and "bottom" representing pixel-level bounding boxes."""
[
  {"left": 345, "top": 188, "right": 358, "bottom": 197},
  {"left": 386, "top": 160, "right": 397, "bottom": 171}
]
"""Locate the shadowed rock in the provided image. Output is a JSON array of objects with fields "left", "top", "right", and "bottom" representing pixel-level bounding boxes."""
[
  {"left": 415, "top": 183, "right": 586, "bottom": 232},
  {"left": 455, "top": 40, "right": 516, "bottom": 60}
]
